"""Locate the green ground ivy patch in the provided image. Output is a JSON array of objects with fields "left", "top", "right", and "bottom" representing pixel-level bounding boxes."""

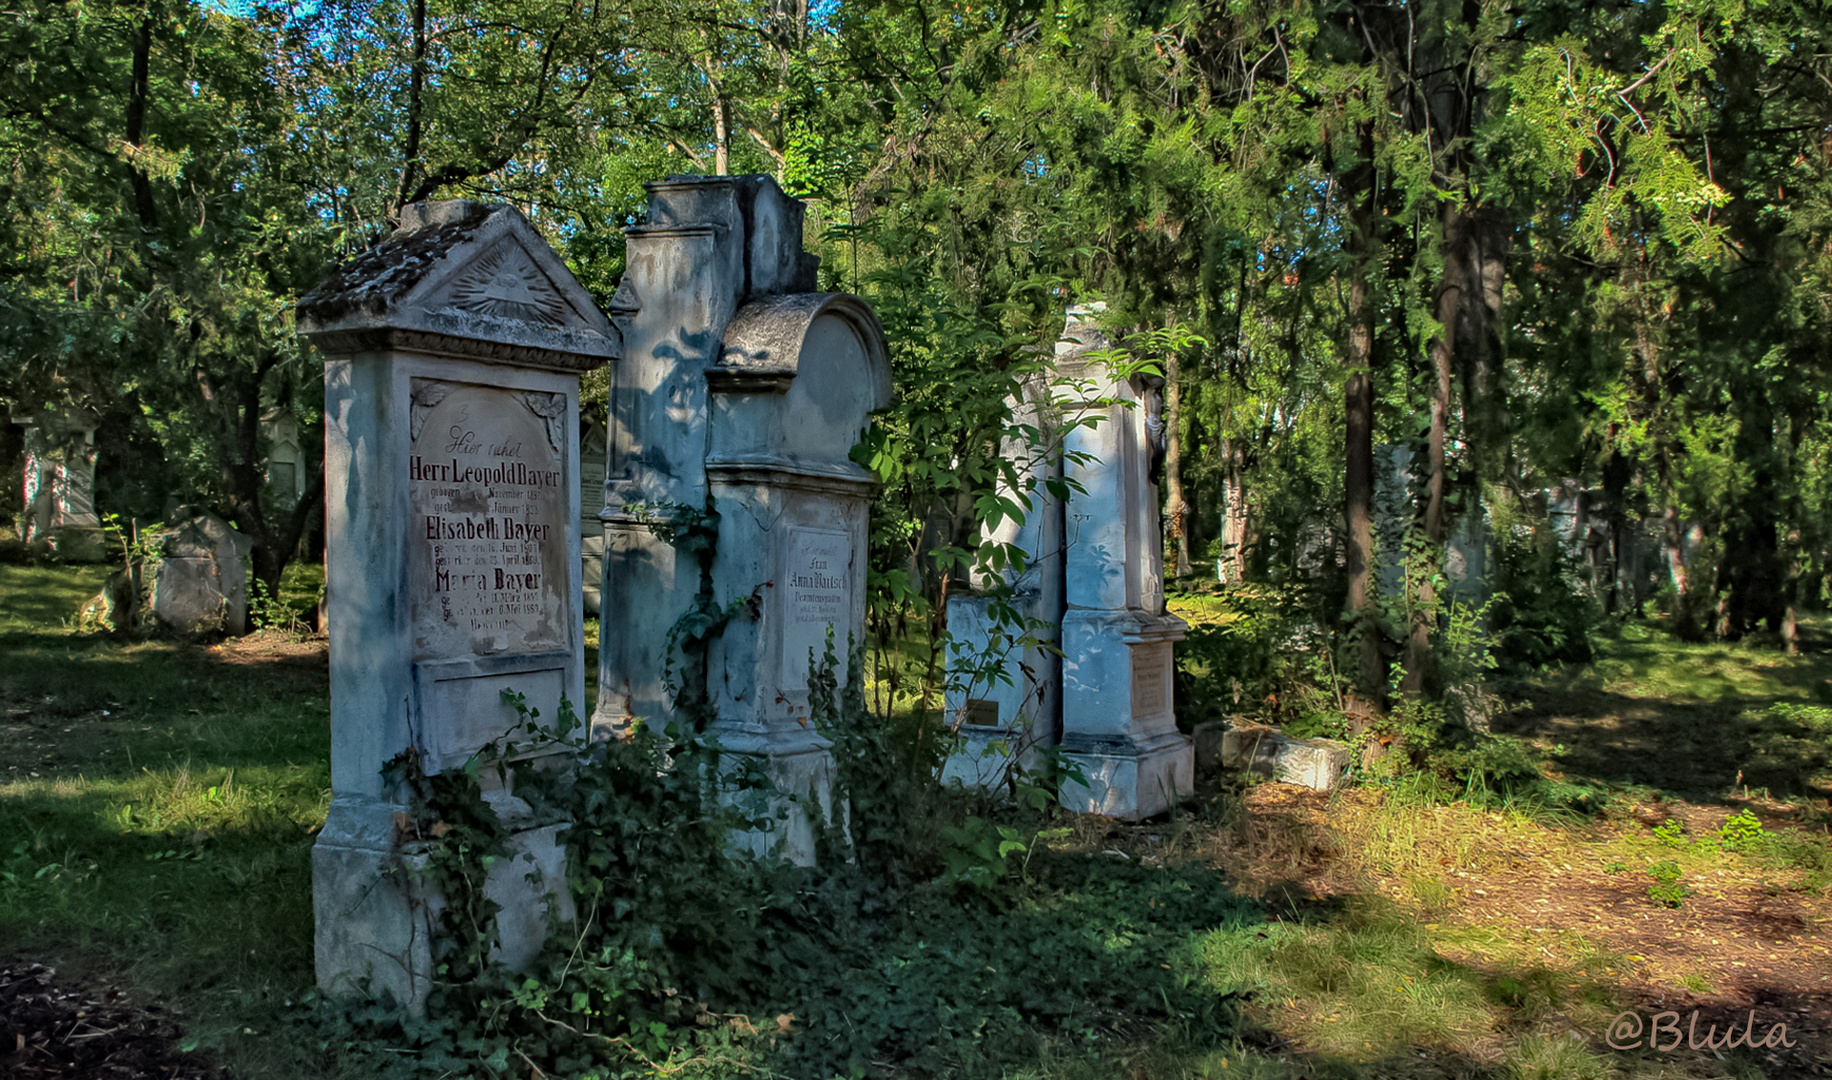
[{"left": 334, "top": 640, "right": 1259, "bottom": 1080}]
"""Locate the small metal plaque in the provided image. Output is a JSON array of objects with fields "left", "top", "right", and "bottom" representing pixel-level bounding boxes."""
[{"left": 963, "top": 698, "right": 1000, "bottom": 728}]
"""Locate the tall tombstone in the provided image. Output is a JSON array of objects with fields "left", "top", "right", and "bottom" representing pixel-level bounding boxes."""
[
  {"left": 1053, "top": 306, "right": 1192, "bottom": 819},
  {"left": 297, "top": 200, "right": 620, "bottom": 1010},
  {"left": 940, "top": 371, "right": 1065, "bottom": 791},
  {"left": 579, "top": 423, "right": 608, "bottom": 614},
  {"left": 596, "top": 175, "right": 890, "bottom": 864}
]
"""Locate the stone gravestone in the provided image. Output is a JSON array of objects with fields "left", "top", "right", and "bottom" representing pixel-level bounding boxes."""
[
  {"left": 940, "top": 306, "right": 1193, "bottom": 819},
  {"left": 595, "top": 175, "right": 890, "bottom": 864},
  {"left": 1052, "top": 306, "right": 1192, "bottom": 819},
  {"left": 297, "top": 200, "right": 619, "bottom": 1009},
  {"left": 579, "top": 423, "right": 608, "bottom": 614},
  {"left": 150, "top": 508, "right": 253, "bottom": 635},
  {"left": 940, "top": 370, "right": 1065, "bottom": 792},
  {"left": 11, "top": 406, "right": 105, "bottom": 562}
]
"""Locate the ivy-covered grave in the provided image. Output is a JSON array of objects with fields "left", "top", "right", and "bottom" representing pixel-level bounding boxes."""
[
  {"left": 298, "top": 197, "right": 620, "bottom": 1009},
  {"left": 328, "top": 641, "right": 1261, "bottom": 1080}
]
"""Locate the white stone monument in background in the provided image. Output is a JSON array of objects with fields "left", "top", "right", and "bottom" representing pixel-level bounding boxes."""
[
  {"left": 298, "top": 200, "right": 619, "bottom": 1010},
  {"left": 11, "top": 405, "right": 105, "bottom": 561},
  {"left": 941, "top": 370, "right": 1065, "bottom": 792},
  {"left": 595, "top": 175, "right": 890, "bottom": 864},
  {"left": 942, "top": 306, "right": 1192, "bottom": 819}
]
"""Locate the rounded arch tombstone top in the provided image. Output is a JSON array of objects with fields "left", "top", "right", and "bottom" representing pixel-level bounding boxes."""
[{"left": 708, "top": 292, "right": 892, "bottom": 470}]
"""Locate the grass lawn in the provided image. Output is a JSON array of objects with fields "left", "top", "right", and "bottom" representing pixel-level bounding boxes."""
[{"left": 3, "top": 563, "right": 1829, "bottom": 1078}]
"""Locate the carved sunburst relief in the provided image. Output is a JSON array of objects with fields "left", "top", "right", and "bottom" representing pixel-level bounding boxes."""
[{"left": 441, "top": 243, "right": 568, "bottom": 325}]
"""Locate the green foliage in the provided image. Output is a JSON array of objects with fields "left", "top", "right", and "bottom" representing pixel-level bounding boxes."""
[
  {"left": 1487, "top": 509, "right": 1598, "bottom": 671},
  {"left": 1645, "top": 860, "right": 1689, "bottom": 908},
  {"left": 1173, "top": 585, "right": 1320, "bottom": 728},
  {"left": 1717, "top": 808, "right": 1766, "bottom": 853}
]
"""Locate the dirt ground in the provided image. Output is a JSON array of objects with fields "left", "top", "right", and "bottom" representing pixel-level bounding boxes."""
[
  {"left": 1214, "top": 781, "right": 1832, "bottom": 1076},
  {"left": 0, "top": 963, "right": 233, "bottom": 1079}
]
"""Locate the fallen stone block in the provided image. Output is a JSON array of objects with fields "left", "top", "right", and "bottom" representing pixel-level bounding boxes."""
[{"left": 1215, "top": 725, "right": 1350, "bottom": 790}]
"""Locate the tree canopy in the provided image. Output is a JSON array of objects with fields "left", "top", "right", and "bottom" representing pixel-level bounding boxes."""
[{"left": 1, "top": 0, "right": 1826, "bottom": 667}]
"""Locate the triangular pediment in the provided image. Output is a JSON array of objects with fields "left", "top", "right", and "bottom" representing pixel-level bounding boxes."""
[
  {"left": 296, "top": 200, "right": 621, "bottom": 372},
  {"left": 421, "top": 237, "right": 593, "bottom": 330}
]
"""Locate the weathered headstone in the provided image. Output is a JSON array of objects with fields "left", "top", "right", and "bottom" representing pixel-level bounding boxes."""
[
  {"left": 11, "top": 406, "right": 105, "bottom": 562},
  {"left": 595, "top": 175, "right": 890, "bottom": 864},
  {"left": 940, "top": 307, "right": 1193, "bottom": 819},
  {"left": 262, "top": 409, "right": 309, "bottom": 507},
  {"left": 297, "top": 199, "right": 619, "bottom": 1010},
  {"left": 150, "top": 508, "right": 252, "bottom": 635},
  {"left": 941, "top": 371, "right": 1064, "bottom": 792},
  {"left": 1053, "top": 307, "right": 1193, "bottom": 819},
  {"left": 1210, "top": 723, "right": 1350, "bottom": 790}
]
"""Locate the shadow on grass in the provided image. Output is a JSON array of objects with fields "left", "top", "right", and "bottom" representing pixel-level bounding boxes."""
[
  {"left": 1495, "top": 625, "right": 1832, "bottom": 803},
  {"left": 1496, "top": 685, "right": 1831, "bottom": 803}
]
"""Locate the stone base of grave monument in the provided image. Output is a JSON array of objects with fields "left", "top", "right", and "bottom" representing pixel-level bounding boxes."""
[
  {"left": 939, "top": 594, "right": 1059, "bottom": 795},
  {"left": 32, "top": 525, "right": 107, "bottom": 563},
  {"left": 1058, "top": 728, "right": 1195, "bottom": 820},
  {"left": 940, "top": 723, "right": 1045, "bottom": 794},
  {"left": 706, "top": 725, "right": 836, "bottom": 866},
  {"left": 1056, "top": 609, "right": 1192, "bottom": 820},
  {"left": 312, "top": 791, "right": 574, "bottom": 1014},
  {"left": 1214, "top": 724, "right": 1350, "bottom": 790}
]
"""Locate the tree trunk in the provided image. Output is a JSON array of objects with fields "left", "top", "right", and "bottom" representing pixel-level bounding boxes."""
[
  {"left": 1343, "top": 122, "right": 1383, "bottom": 718},
  {"left": 1782, "top": 528, "right": 1802, "bottom": 656},
  {"left": 1219, "top": 436, "right": 1247, "bottom": 582},
  {"left": 126, "top": 13, "right": 157, "bottom": 227},
  {"left": 1402, "top": 200, "right": 1465, "bottom": 697},
  {"left": 1164, "top": 342, "right": 1191, "bottom": 578},
  {"left": 395, "top": 0, "right": 428, "bottom": 212}
]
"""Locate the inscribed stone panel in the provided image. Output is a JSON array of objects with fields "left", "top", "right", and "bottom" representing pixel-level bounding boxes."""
[
  {"left": 1131, "top": 642, "right": 1171, "bottom": 718},
  {"left": 409, "top": 379, "right": 570, "bottom": 659},
  {"left": 781, "top": 527, "right": 851, "bottom": 690}
]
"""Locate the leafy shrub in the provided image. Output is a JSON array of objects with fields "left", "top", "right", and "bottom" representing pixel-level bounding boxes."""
[
  {"left": 1172, "top": 582, "right": 1324, "bottom": 728},
  {"left": 1487, "top": 515, "right": 1597, "bottom": 670},
  {"left": 1718, "top": 809, "right": 1766, "bottom": 852}
]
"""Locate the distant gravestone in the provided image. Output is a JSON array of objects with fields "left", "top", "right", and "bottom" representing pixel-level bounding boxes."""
[
  {"left": 595, "top": 175, "right": 890, "bottom": 864},
  {"left": 150, "top": 508, "right": 252, "bottom": 635},
  {"left": 297, "top": 199, "right": 620, "bottom": 1010},
  {"left": 11, "top": 406, "right": 105, "bottom": 562}
]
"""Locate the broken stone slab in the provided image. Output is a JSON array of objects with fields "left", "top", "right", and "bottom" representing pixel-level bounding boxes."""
[
  {"left": 1207, "top": 723, "right": 1351, "bottom": 790},
  {"left": 150, "top": 509, "right": 253, "bottom": 636}
]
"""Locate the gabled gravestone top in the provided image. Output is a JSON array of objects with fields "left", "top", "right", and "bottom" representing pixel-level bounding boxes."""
[{"left": 298, "top": 200, "right": 620, "bottom": 1011}]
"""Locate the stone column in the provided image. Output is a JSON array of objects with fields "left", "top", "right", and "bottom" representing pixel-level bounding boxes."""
[
  {"left": 297, "top": 200, "right": 620, "bottom": 1010},
  {"left": 1054, "top": 306, "right": 1192, "bottom": 819}
]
